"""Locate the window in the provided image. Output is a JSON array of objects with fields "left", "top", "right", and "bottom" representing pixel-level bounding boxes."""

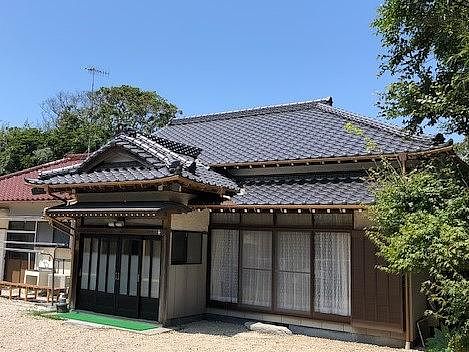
[
  {"left": 53, "top": 228, "right": 70, "bottom": 246},
  {"left": 8, "top": 220, "right": 69, "bottom": 248},
  {"left": 210, "top": 229, "right": 239, "bottom": 303},
  {"left": 7, "top": 221, "right": 35, "bottom": 250},
  {"left": 314, "top": 232, "right": 351, "bottom": 316},
  {"left": 209, "top": 212, "right": 353, "bottom": 318},
  {"left": 8, "top": 221, "right": 35, "bottom": 231},
  {"left": 171, "top": 231, "right": 202, "bottom": 265}
]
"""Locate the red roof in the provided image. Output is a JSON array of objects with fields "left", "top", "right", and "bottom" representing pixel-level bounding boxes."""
[{"left": 0, "top": 154, "right": 87, "bottom": 202}]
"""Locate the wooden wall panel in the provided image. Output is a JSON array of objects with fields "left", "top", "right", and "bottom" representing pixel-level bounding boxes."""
[{"left": 351, "top": 231, "right": 404, "bottom": 330}]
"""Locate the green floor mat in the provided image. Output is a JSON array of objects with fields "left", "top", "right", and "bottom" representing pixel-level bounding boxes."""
[{"left": 57, "top": 311, "right": 159, "bottom": 331}]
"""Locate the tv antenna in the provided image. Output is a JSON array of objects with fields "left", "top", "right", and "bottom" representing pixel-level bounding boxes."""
[
  {"left": 83, "top": 66, "right": 109, "bottom": 93},
  {"left": 83, "top": 66, "right": 109, "bottom": 153}
]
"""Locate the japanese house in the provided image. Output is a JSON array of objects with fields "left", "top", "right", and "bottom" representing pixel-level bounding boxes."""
[
  {"left": 0, "top": 154, "right": 85, "bottom": 286},
  {"left": 26, "top": 98, "right": 454, "bottom": 347}
]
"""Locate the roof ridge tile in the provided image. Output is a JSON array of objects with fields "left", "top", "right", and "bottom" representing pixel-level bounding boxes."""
[{"left": 170, "top": 98, "right": 332, "bottom": 125}]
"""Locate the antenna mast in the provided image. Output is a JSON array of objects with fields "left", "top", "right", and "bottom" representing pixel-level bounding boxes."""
[{"left": 83, "top": 66, "right": 109, "bottom": 153}]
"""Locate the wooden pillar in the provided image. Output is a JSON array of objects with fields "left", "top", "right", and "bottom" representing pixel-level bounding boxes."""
[
  {"left": 158, "top": 213, "right": 171, "bottom": 324},
  {"left": 69, "top": 220, "right": 80, "bottom": 309}
]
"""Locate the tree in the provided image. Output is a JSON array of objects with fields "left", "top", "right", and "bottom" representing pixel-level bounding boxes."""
[
  {"left": 92, "top": 85, "right": 179, "bottom": 135},
  {"left": 373, "top": 0, "right": 469, "bottom": 136},
  {"left": 43, "top": 85, "right": 179, "bottom": 157},
  {"left": 0, "top": 125, "right": 52, "bottom": 175},
  {"left": 0, "top": 85, "right": 179, "bottom": 176},
  {"left": 367, "top": 157, "right": 469, "bottom": 350}
]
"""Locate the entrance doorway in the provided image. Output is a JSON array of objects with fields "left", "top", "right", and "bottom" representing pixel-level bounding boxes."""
[{"left": 77, "top": 235, "right": 161, "bottom": 320}]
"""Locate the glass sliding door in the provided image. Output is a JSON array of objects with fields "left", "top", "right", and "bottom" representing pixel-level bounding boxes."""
[
  {"left": 314, "top": 232, "right": 351, "bottom": 316},
  {"left": 210, "top": 229, "right": 239, "bottom": 303},
  {"left": 208, "top": 213, "right": 353, "bottom": 319},
  {"left": 77, "top": 235, "right": 161, "bottom": 320},
  {"left": 241, "top": 230, "right": 272, "bottom": 308},
  {"left": 139, "top": 239, "right": 161, "bottom": 320},
  {"left": 95, "top": 238, "right": 119, "bottom": 314},
  {"left": 116, "top": 238, "right": 141, "bottom": 318},
  {"left": 276, "top": 231, "right": 311, "bottom": 312}
]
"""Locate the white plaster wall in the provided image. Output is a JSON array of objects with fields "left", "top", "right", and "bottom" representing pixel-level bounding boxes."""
[
  {"left": 0, "top": 201, "right": 58, "bottom": 218},
  {"left": 171, "top": 209, "right": 209, "bottom": 232}
]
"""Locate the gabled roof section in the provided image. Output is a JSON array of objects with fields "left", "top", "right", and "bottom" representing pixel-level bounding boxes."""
[
  {"left": 26, "top": 131, "right": 238, "bottom": 192},
  {"left": 154, "top": 98, "right": 446, "bottom": 166},
  {"left": 0, "top": 154, "right": 87, "bottom": 202}
]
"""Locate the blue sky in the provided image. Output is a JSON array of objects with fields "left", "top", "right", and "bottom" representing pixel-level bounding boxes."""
[{"left": 1, "top": 1, "right": 394, "bottom": 128}]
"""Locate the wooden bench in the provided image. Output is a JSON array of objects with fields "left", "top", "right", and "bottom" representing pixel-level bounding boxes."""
[{"left": 0, "top": 280, "right": 66, "bottom": 303}]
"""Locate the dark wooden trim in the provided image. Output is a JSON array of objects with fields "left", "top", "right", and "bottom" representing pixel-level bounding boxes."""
[
  {"left": 104, "top": 239, "right": 110, "bottom": 293},
  {"left": 311, "top": 311, "right": 351, "bottom": 324},
  {"left": 79, "top": 227, "right": 161, "bottom": 236},
  {"left": 310, "top": 231, "right": 315, "bottom": 318},
  {"left": 271, "top": 224, "right": 277, "bottom": 312},
  {"left": 237, "top": 229, "right": 243, "bottom": 305},
  {"left": 210, "top": 224, "right": 354, "bottom": 232},
  {"left": 209, "top": 144, "right": 454, "bottom": 169},
  {"left": 351, "top": 319, "right": 404, "bottom": 333},
  {"left": 206, "top": 218, "right": 212, "bottom": 306}
]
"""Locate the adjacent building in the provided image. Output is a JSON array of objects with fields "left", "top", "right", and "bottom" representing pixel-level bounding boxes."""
[{"left": 0, "top": 154, "right": 85, "bottom": 286}]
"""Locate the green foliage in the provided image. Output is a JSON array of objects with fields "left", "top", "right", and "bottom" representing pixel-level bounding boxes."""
[
  {"left": 344, "top": 122, "right": 379, "bottom": 152},
  {"left": 0, "top": 85, "right": 179, "bottom": 175},
  {"left": 454, "top": 138, "right": 469, "bottom": 163},
  {"left": 367, "top": 156, "right": 469, "bottom": 338},
  {"left": 427, "top": 327, "right": 469, "bottom": 352},
  {"left": 427, "top": 327, "right": 453, "bottom": 352},
  {"left": 373, "top": 0, "right": 469, "bottom": 136},
  {"left": 92, "top": 85, "right": 178, "bottom": 135},
  {"left": 0, "top": 125, "right": 51, "bottom": 174}
]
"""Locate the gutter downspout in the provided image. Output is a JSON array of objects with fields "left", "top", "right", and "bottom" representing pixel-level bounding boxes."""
[{"left": 399, "top": 153, "right": 412, "bottom": 350}]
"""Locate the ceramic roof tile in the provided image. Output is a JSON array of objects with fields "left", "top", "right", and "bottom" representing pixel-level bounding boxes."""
[
  {"left": 232, "top": 172, "right": 373, "bottom": 205},
  {"left": 154, "top": 99, "right": 442, "bottom": 165},
  {"left": 27, "top": 133, "right": 238, "bottom": 191},
  {"left": 0, "top": 154, "right": 87, "bottom": 202}
]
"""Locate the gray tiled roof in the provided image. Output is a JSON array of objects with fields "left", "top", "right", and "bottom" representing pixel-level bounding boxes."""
[
  {"left": 27, "top": 133, "right": 238, "bottom": 191},
  {"left": 231, "top": 172, "right": 373, "bottom": 205},
  {"left": 155, "top": 99, "right": 442, "bottom": 165}
]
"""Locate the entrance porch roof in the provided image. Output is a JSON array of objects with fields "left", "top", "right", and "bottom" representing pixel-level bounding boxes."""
[{"left": 45, "top": 201, "right": 190, "bottom": 218}]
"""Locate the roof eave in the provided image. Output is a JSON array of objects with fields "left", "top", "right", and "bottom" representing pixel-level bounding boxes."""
[
  {"left": 192, "top": 204, "right": 369, "bottom": 210},
  {"left": 210, "top": 144, "right": 455, "bottom": 169},
  {"left": 26, "top": 175, "right": 238, "bottom": 195}
]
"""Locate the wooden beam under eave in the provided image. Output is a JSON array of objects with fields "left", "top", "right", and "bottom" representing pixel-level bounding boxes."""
[
  {"left": 209, "top": 145, "right": 454, "bottom": 169},
  {"left": 193, "top": 204, "right": 367, "bottom": 210}
]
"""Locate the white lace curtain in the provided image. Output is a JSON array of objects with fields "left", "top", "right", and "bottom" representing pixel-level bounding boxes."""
[
  {"left": 210, "top": 229, "right": 239, "bottom": 303},
  {"left": 210, "top": 227, "right": 351, "bottom": 316},
  {"left": 241, "top": 230, "right": 272, "bottom": 307},
  {"left": 314, "top": 232, "right": 351, "bottom": 316},
  {"left": 276, "top": 231, "right": 311, "bottom": 312}
]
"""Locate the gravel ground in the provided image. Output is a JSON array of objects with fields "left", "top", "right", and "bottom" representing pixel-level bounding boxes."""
[{"left": 0, "top": 298, "right": 407, "bottom": 352}]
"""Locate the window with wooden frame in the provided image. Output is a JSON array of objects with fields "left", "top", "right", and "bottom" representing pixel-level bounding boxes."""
[
  {"left": 208, "top": 212, "right": 353, "bottom": 321},
  {"left": 171, "top": 231, "right": 203, "bottom": 265}
]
